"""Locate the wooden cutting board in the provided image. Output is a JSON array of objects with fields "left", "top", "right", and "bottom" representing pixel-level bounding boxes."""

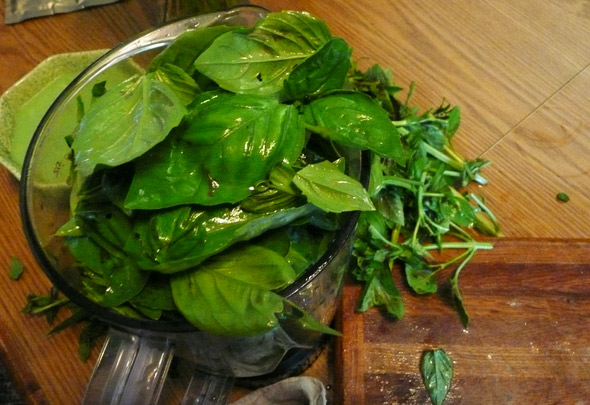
[{"left": 335, "top": 238, "right": 590, "bottom": 404}]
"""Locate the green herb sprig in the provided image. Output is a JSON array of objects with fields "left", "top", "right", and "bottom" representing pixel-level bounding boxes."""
[
  {"left": 347, "top": 65, "right": 501, "bottom": 326},
  {"left": 21, "top": 286, "right": 104, "bottom": 361}
]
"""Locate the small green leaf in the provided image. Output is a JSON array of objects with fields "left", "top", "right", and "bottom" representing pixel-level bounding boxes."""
[
  {"left": 405, "top": 257, "right": 437, "bottom": 295},
  {"left": 9, "top": 257, "right": 24, "bottom": 280},
  {"left": 556, "top": 192, "right": 570, "bottom": 202},
  {"left": 358, "top": 265, "right": 404, "bottom": 319},
  {"left": 91, "top": 81, "right": 107, "bottom": 98},
  {"left": 421, "top": 348, "right": 453, "bottom": 405},
  {"left": 445, "top": 106, "right": 461, "bottom": 138},
  {"left": 282, "top": 301, "right": 341, "bottom": 336},
  {"left": 293, "top": 160, "right": 375, "bottom": 213}
]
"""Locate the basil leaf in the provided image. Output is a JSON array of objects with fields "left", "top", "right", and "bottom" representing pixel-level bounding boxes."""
[
  {"left": 442, "top": 189, "right": 476, "bottom": 228},
  {"left": 125, "top": 91, "right": 305, "bottom": 208},
  {"left": 281, "top": 301, "right": 341, "bottom": 336},
  {"left": 149, "top": 25, "right": 239, "bottom": 75},
  {"left": 421, "top": 349, "right": 453, "bottom": 405},
  {"left": 130, "top": 275, "right": 176, "bottom": 312},
  {"left": 445, "top": 106, "right": 461, "bottom": 138},
  {"left": 134, "top": 203, "right": 317, "bottom": 274},
  {"left": 358, "top": 264, "right": 404, "bottom": 319},
  {"left": 170, "top": 245, "right": 292, "bottom": 336},
  {"left": 283, "top": 226, "right": 334, "bottom": 275},
  {"left": 66, "top": 236, "right": 148, "bottom": 307},
  {"left": 91, "top": 81, "right": 107, "bottom": 98},
  {"left": 152, "top": 63, "right": 200, "bottom": 106},
  {"left": 405, "top": 257, "right": 437, "bottom": 295},
  {"left": 72, "top": 73, "right": 186, "bottom": 177},
  {"left": 293, "top": 160, "right": 375, "bottom": 213},
  {"left": 194, "top": 11, "right": 331, "bottom": 95},
  {"left": 204, "top": 245, "right": 298, "bottom": 290},
  {"left": 282, "top": 37, "right": 352, "bottom": 101},
  {"left": 304, "top": 91, "right": 406, "bottom": 166}
]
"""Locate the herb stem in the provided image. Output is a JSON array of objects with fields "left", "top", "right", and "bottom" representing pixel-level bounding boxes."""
[
  {"left": 443, "top": 144, "right": 465, "bottom": 166},
  {"left": 422, "top": 241, "right": 493, "bottom": 251},
  {"left": 421, "top": 142, "right": 462, "bottom": 171},
  {"left": 410, "top": 171, "right": 428, "bottom": 247},
  {"left": 376, "top": 176, "right": 420, "bottom": 193},
  {"left": 451, "top": 247, "right": 476, "bottom": 284},
  {"left": 28, "top": 297, "right": 70, "bottom": 315}
]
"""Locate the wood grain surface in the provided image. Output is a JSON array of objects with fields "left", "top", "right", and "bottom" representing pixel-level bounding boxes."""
[
  {"left": 1, "top": 0, "right": 590, "bottom": 403},
  {"left": 335, "top": 238, "right": 590, "bottom": 404}
]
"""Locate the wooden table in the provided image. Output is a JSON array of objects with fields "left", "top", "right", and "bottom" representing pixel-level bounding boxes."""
[{"left": 1, "top": 0, "right": 590, "bottom": 403}]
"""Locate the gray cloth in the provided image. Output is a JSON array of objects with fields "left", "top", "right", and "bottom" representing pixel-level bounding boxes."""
[{"left": 232, "top": 376, "right": 327, "bottom": 405}]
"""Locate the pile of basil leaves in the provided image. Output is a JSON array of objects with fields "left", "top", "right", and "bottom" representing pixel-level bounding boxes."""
[{"left": 57, "top": 10, "right": 500, "bottom": 339}]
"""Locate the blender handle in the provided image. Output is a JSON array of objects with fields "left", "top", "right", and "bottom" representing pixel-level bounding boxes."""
[
  {"left": 82, "top": 327, "right": 174, "bottom": 404},
  {"left": 182, "top": 369, "right": 235, "bottom": 405},
  {"left": 82, "top": 327, "right": 236, "bottom": 404}
]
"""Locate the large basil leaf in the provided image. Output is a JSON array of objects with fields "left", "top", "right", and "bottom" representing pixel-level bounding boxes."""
[
  {"left": 152, "top": 64, "right": 200, "bottom": 106},
  {"left": 282, "top": 37, "right": 352, "bottom": 101},
  {"left": 72, "top": 73, "right": 186, "bottom": 177},
  {"left": 194, "top": 11, "right": 331, "bottom": 95},
  {"left": 125, "top": 91, "right": 305, "bottom": 208},
  {"left": 149, "top": 25, "right": 239, "bottom": 75},
  {"left": 123, "top": 134, "right": 206, "bottom": 209},
  {"left": 196, "top": 245, "right": 298, "bottom": 290},
  {"left": 133, "top": 203, "right": 318, "bottom": 274},
  {"left": 170, "top": 245, "right": 292, "bottom": 336},
  {"left": 293, "top": 160, "right": 375, "bottom": 213},
  {"left": 304, "top": 91, "right": 406, "bottom": 166}
]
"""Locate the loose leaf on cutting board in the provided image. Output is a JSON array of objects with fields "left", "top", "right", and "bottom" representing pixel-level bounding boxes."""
[{"left": 421, "top": 349, "right": 453, "bottom": 405}]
